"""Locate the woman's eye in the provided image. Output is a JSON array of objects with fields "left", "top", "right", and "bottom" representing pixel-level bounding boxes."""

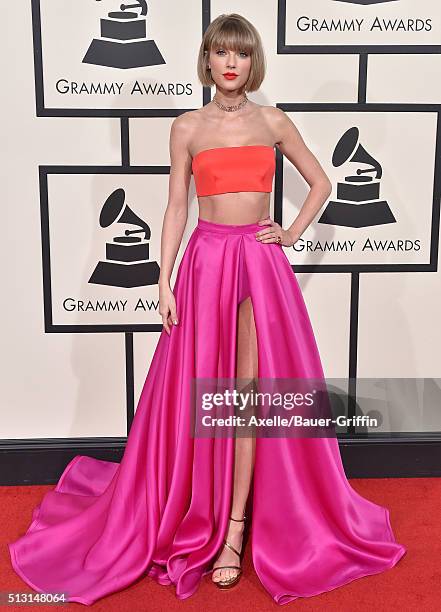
[{"left": 215, "top": 49, "right": 248, "bottom": 57}]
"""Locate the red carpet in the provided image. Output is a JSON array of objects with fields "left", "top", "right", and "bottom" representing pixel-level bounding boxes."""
[{"left": 2, "top": 477, "right": 440, "bottom": 611}]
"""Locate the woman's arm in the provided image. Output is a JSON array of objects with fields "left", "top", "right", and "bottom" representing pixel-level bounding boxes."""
[
  {"left": 270, "top": 107, "right": 332, "bottom": 244},
  {"left": 159, "top": 114, "right": 192, "bottom": 287},
  {"left": 158, "top": 113, "right": 192, "bottom": 333}
]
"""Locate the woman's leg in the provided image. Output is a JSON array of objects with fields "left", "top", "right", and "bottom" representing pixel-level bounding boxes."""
[{"left": 212, "top": 296, "right": 257, "bottom": 583}]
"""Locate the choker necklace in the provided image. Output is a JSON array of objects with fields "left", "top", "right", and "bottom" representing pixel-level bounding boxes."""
[{"left": 212, "top": 94, "right": 248, "bottom": 112}]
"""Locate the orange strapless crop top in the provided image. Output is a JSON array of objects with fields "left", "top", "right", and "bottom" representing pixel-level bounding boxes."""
[{"left": 191, "top": 145, "right": 275, "bottom": 197}]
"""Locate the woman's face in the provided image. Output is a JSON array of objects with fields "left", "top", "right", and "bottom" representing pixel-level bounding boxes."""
[{"left": 207, "top": 45, "right": 251, "bottom": 92}]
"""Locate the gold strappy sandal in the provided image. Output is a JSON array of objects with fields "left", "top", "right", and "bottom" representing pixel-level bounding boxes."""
[{"left": 212, "top": 514, "right": 246, "bottom": 589}]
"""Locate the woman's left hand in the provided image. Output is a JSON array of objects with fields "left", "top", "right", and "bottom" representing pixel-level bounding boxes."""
[{"left": 255, "top": 217, "right": 296, "bottom": 247}]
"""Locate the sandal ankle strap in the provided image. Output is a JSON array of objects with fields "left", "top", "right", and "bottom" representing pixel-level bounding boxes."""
[{"left": 229, "top": 514, "right": 246, "bottom": 522}]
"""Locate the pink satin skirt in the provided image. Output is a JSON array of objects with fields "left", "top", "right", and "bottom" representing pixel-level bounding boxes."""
[{"left": 8, "top": 217, "right": 406, "bottom": 605}]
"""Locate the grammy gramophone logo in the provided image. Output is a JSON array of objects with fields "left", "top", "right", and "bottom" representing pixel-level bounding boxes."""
[
  {"left": 318, "top": 127, "right": 396, "bottom": 229},
  {"left": 88, "top": 188, "right": 160, "bottom": 288},
  {"left": 83, "top": 0, "right": 165, "bottom": 69}
]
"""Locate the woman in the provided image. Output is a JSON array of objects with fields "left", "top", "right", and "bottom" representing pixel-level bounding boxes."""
[{"left": 9, "top": 13, "right": 406, "bottom": 605}]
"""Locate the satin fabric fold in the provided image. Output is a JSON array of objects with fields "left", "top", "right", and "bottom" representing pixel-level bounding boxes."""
[{"left": 8, "top": 217, "right": 406, "bottom": 605}]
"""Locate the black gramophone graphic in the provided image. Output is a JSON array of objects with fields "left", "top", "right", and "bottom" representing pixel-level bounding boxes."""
[
  {"left": 88, "top": 188, "right": 160, "bottom": 288},
  {"left": 83, "top": 1, "right": 165, "bottom": 69},
  {"left": 318, "top": 127, "right": 396, "bottom": 228}
]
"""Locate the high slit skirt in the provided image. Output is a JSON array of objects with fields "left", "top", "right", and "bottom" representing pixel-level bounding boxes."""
[{"left": 8, "top": 217, "right": 407, "bottom": 605}]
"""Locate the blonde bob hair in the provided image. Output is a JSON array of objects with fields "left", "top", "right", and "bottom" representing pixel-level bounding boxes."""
[{"left": 197, "top": 14, "right": 266, "bottom": 92}]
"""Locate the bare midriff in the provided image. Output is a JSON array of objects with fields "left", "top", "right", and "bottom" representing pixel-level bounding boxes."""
[{"left": 197, "top": 191, "right": 271, "bottom": 225}]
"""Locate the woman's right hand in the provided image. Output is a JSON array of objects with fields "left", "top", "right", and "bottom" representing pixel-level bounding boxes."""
[{"left": 159, "top": 283, "right": 178, "bottom": 335}]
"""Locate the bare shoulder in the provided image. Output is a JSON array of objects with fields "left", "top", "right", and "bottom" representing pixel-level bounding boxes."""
[
  {"left": 169, "top": 111, "right": 201, "bottom": 158},
  {"left": 170, "top": 110, "right": 199, "bottom": 138},
  {"left": 258, "top": 105, "right": 302, "bottom": 146},
  {"left": 259, "top": 104, "right": 284, "bottom": 120},
  {"left": 170, "top": 109, "right": 206, "bottom": 153},
  {"left": 260, "top": 105, "right": 294, "bottom": 138}
]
